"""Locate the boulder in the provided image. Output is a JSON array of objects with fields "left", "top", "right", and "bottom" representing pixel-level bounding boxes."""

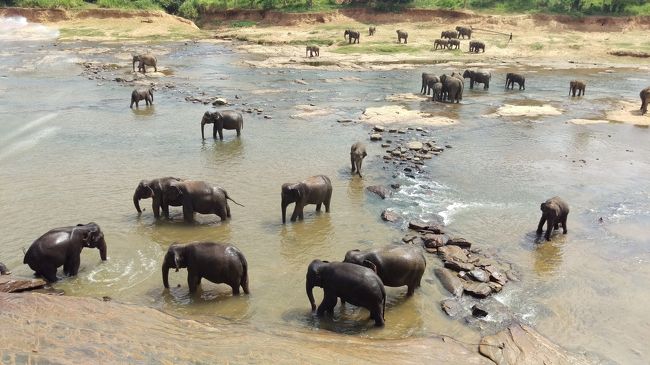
[
  {"left": 447, "top": 237, "right": 472, "bottom": 249},
  {"left": 366, "top": 185, "right": 392, "bottom": 199},
  {"left": 463, "top": 282, "right": 492, "bottom": 298},
  {"left": 402, "top": 234, "right": 417, "bottom": 243},
  {"left": 0, "top": 262, "right": 9, "bottom": 275},
  {"left": 441, "top": 299, "right": 463, "bottom": 317},
  {"left": 438, "top": 245, "right": 470, "bottom": 263},
  {"left": 370, "top": 134, "right": 383, "bottom": 141},
  {"left": 373, "top": 125, "right": 385, "bottom": 132},
  {"left": 380, "top": 209, "right": 400, "bottom": 222},
  {"left": 444, "top": 259, "right": 475, "bottom": 272},
  {"left": 407, "top": 141, "right": 423, "bottom": 150},
  {"left": 469, "top": 269, "right": 490, "bottom": 283},
  {"left": 471, "top": 304, "right": 489, "bottom": 318},
  {"left": 423, "top": 234, "right": 448, "bottom": 248},
  {"left": 212, "top": 97, "right": 228, "bottom": 106},
  {"left": 0, "top": 275, "right": 47, "bottom": 293},
  {"left": 434, "top": 268, "right": 464, "bottom": 297}
]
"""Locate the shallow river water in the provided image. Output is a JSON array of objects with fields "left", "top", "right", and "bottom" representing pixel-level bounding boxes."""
[{"left": 1, "top": 18, "right": 649, "bottom": 364}]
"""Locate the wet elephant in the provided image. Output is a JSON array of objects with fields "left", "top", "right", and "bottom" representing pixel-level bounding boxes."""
[
  {"left": 350, "top": 142, "right": 367, "bottom": 178},
  {"left": 281, "top": 175, "right": 332, "bottom": 223},
  {"left": 440, "top": 74, "right": 463, "bottom": 103},
  {"left": 133, "top": 177, "right": 183, "bottom": 218},
  {"left": 163, "top": 180, "right": 244, "bottom": 223},
  {"left": 306, "top": 260, "right": 386, "bottom": 327},
  {"left": 569, "top": 80, "right": 586, "bottom": 97},
  {"left": 201, "top": 110, "right": 243, "bottom": 140},
  {"left": 421, "top": 73, "right": 440, "bottom": 95},
  {"left": 431, "top": 82, "right": 443, "bottom": 102},
  {"left": 132, "top": 54, "right": 157, "bottom": 73},
  {"left": 162, "top": 241, "right": 249, "bottom": 295},
  {"left": 343, "top": 244, "right": 426, "bottom": 296},
  {"left": 640, "top": 87, "right": 650, "bottom": 114},
  {"left": 23, "top": 222, "right": 107, "bottom": 282},
  {"left": 344, "top": 30, "right": 360, "bottom": 44},
  {"left": 130, "top": 88, "right": 153, "bottom": 108},
  {"left": 463, "top": 69, "right": 491, "bottom": 89},
  {"left": 506, "top": 73, "right": 526, "bottom": 90},
  {"left": 396, "top": 30, "right": 408, "bottom": 44},
  {"left": 455, "top": 26, "right": 472, "bottom": 39},
  {"left": 537, "top": 196, "right": 570, "bottom": 241}
]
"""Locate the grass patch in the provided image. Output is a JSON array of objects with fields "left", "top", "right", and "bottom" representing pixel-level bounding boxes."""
[
  {"left": 288, "top": 38, "right": 334, "bottom": 46},
  {"left": 59, "top": 27, "right": 106, "bottom": 37},
  {"left": 230, "top": 20, "right": 257, "bottom": 27},
  {"left": 14, "top": 0, "right": 85, "bottom": 8},
  {"left": 568, "top": 44, "right": 582, "bottom": 50},
  {"left": 96, "top": 0, "right": 161, "bottom": 9},
  {"left": 333, "top": 42, "right": 424, "bottom": 55},
  {"left": 530, "top": 42, "right": 544, "bottom": 51}
]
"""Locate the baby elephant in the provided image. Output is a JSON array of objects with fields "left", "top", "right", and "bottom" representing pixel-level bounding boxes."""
[
  {"left": 162, "top": 241, "right": 249, "bottom": 295},
  {"left": 281, "top": 175, "right": 332, "bottom": 223},
  {"left": 396, "top": 30, "right": 408, "bottom": 44},
  {"left": 350, "top": 142, "right": 367, "bottom": 177},
  {"left": 132, "top": 54, "right": 157, "bottom": 73},
  {"left": 344, "top": 244, "right": 426, "bottom": 296},
  {"left": 569, "top": 80, "right": 586, "bottom": 97},
  {"left": 305, "top": 45, "right": 319, "bottom": 57},
  {"left": 23, "top": 223, "right": 107, "bottom": 282},
  {"left": 640, "top": 86, "right": 650, "bottom": 115},
  {"left": 537, "top": 197, "right": 570, "bottom": 241},
  {"left": 130, "top": 88, "right": 153, "bottom": 108},
  {"left": 369, "top": 26, "right": 376, "bottom": 36}
]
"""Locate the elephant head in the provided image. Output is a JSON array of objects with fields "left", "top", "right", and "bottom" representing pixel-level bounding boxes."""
[
  {"left": 78, "top": 222, "right": 107, "bottom": 261},
  {"left": 343, "top": 249, "right": 379, "bottom": 274},
  {"left": 200, "top": 111, "right": 219, "bottom": 140},
  {"left": 133, "top": 180, "right": 154, "bottom": 213},
  {"left": 306, "top": 259, "right": 328, "bottom": 311},
  {"left": 540, "top": 201, "right": 560, "bottom": 221},
  {"left": 162, "top": 243, "right": 188, "bottom": 288},
  {"left": 281, "top": 183, "right": 303, "bottom": 224}
]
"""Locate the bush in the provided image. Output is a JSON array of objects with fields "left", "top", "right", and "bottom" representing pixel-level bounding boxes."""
[
  {"left": 96, "top": 0, "right": 161, "bottom": 9},
  {"left": 14, "top": 0, "right": 84, "bottom": 8}
]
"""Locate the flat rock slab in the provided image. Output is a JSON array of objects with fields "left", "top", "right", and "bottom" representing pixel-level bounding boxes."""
[
  {"left": 434, "top": 268, "right": 464, "bottom": 297},
  {"left": 366, "top": 185, "right": 392, "bottom": 199},
  {"left": 0, "top": 276, "right": 47, "bottom": 293},
  {"left": 464, "top": 282, "right": 492, "bottom": 298},
  {"left": 479, "top": 323, "right": 593, "bottom": 365},
  {"left": 438, "top": 245, "right": 470, "bottom": 263}
]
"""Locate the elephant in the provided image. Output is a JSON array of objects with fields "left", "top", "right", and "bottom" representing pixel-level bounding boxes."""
[
  {"left": 369, "top": 26, "right": 376, "bottom": 36},
  {"left": 343, "top": 244, "right": 426, "bottom": 296},
  {"left": 163, "top": 180, "right": 244, "bottom": 223},
  {"left": 505, "top": 72, "right": 526, "bottom": 90},
  {"left": 455, "top": 26, "right": 472, "bottom": 39},
  {"left": 641, "top": 87, "right": 650, "bottom": 115},
  {"left": 130, "top": 88, "right": 153, "bottom": 108},
  {"left": 431, "top": 82, "right": 443, "bottom": 102},
  {"left": 133, "top": 177, "right": 183, "bottom": 218},
  {"left": 463, "top": 69, "right": 491, "bottom": 89},
  {"left": 23, "top": 223, "right": 107, "bottom": 282},
  {"left": 434, "top": 39, "right": 449, "bottom": 50},
  {"left": 537, "top": 197, "right": 570, "bottom": 241},
  {"left": 306, "top": 45, "right": 320, "bottom": 57},
  {"left": 396, "top": 30, "right": 408, "bottom": 44},
  {"left": 306, "top": 260, "right": 386, "bottom": 327},
  {"left": 350, "top": 142, "right": 367, "bottom": 178},
  {"left": 469, "top": 40, "right": 485, "bottom": 53},
  {"left": 421, "top": 73, "right": 440, "bottom": 95},
  {"left": 441, "top": 30, "right": 458, "bottom": 39},
  {"left": 201, "top": 110, "right": 243, "bottom": 140},
  {"left": 447, "top": 39, "right": 461, "bottom": 50},
  {"left": 0, "top": 261, "right": 10, "bottom": 275},
  {"left": 569, "top": 80, "right": 586, "bottom": 97},
  {"left": 132, "top": 54, "right": 157, "bottom": 73},
  {"left": 440, "top": 74, "right": 463, "bottom": 103},
  {"left": 281, "top": 175, "right": 332, "bottom": 223},
  {"left": 344, "top": 30, "right": 360, "bottom": 44},
  {"left": 162, "top": 241, "right": 249, "bottom": 295}
]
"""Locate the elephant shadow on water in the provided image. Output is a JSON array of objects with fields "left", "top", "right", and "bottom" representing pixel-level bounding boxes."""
[
  {"left": 130, "top": 105, "right": 155, "bottom": 116},
  {"left": 521, "top": 231, "right": 566, "bottom": 277},
  {"left": 200, "top": 138, "right": 245, "bottom": 159},
  {"left": 279, "top": 214, "right": 333, "bottom": 248},
  {"left": 159, "top": 286, "right": 251, "bottom": 319}
]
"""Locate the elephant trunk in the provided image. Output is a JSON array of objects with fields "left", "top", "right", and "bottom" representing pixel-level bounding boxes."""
[
  {"left": 97, "top": 237, "right": 107, "bottom": 261},
  {"left": 133, "top": 193, "right": 142, "bottom": 213},
  {"left": 306, "top": 280, "right": 316, "bottom": 311},
  {"left": 162, "top": 260, "right": 171, "bottom": 288},
  {"left": 201, "top": 119, "right": 206, "bottom": 140},
  {"left": 281, "top": 199, "right": 288, "bottom": 224}
]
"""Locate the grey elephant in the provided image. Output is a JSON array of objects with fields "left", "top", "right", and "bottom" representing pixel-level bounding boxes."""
[
  {"left": 163, "top": 180, "right": 244, "bottom": 223},
  {"left": 130, "top": 88, "right": 153, "bottom": 108},
  {"left": 537, "top": 197, "right": 570, "bottom": 241},
  {"left": 455, "top": 26, "right": 472, "bottom": 39},
  {"left": 447, "top": 39, "right": 460, "bottom": 50},
  {"left": 369, "top": 26, "right": 376, "bottom": 36},
  {"left": 23, "top": 223, "right": 107, "bottom": 282},
  {"left": 396, "top": 30, "right": 408, "bottom": 44},
  {"left": 350, "top": 142, "right": 367, "bottom": 178},
  {"left": 641, "top": 87, "right": 650, "bottom": 115},
  {"left": 463, "top": 69, "right": 491, "bottom": 89},
  {"left": 133, "top": 177, "right": 183, "bottom": 218},
  {"left": 344, "top": 30, "right": 360, "bottom": 44},
  {"left": 132, "top": 54, "right": 157, "bottom": 73},
  {"left": 469, "top": 40, "right": 485, "bottom": 53},
  {"left": 440, "top": 74, "right": 463, "bottom": 103},
  {"left": 306, "top": 260, "right": 386, "bottom": 327},
  {"left": 506, "top": 73, "right": 526, "bottom": 90},
  {"left": 434, "top": 39, "right": 449, "bottom": 50},
  {"left": 343, "top": 244, "right": 426, "bottom": 296},
  {"left": 201, "top": 110, "right": 243, "bottom": 140},
  {"left": 441, "top": 30, "right": 458, "bottom": 39},
  {"left": 0, "top": 261, "right": 10, "bottom": 275},
  {"left": 431, "top": 82, "right": 443, "bottom": 102},
  {"left": 162, "top": 241, "right": 249, "bottom": 295},
  {"left": 306, "top": 45, "right": 319, "bottom": 57},
  {"left": 421, "top": 73, "right": 440, "bottom": 95},
  {"left": 281, "top": 175, "right": 332, "bottom": 223},
  {"left": 569, "top": 80, "right": 586, "bottom": 96}
]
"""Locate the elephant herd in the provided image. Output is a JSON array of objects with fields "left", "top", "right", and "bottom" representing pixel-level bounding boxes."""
[{"left": 435, "top": 26, "right": 485, "bottom": 53}]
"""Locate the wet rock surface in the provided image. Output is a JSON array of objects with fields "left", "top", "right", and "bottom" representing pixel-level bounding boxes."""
[
  {"left": 0, "top": 275, "right": 47, "bottom": 293},
  {"left": 366, "top": 185, "right": 392, "bottom": 199}
]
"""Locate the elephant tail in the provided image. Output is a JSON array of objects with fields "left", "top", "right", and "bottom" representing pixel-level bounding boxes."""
[
  {"left": 239, "top": 251, "right": 250, "bottom": 294},
  {"left": 382, "top": 286, "right": 386, "bottom": 320},
  {"left": 225, "top": 193, "right": 245, "bottom": 207}
]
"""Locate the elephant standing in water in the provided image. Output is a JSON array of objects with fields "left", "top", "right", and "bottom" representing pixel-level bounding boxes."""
[
  {"left": 431, "top": 82, "right": 443, "bottom": 102},
  {"left": 23, "top": 223, "right": 107, "bottom": 282},
  {"left": 162, "top": 241, "right": 249, "bottom": 295},
  {"left": 306, "top": 260, "right": 386, "bottom": 327},
  {"left": 463, "top": 69, "right": 491, "bottom": 89},
  {"left": 344, "top": 30, "right": 360, "bottom": 44},
  {"left": 163, "top": 180, "right": 244, "bottom": 223},
  {"left": 639, "top": 86, "right": 650, "bottom": 114},
  {"left": 344, "top": 244, "right": 426, "bottom": 296},
  {"left": 537, "top": 197, "right": 570, "bottom": 241},
  {"left": 396, "top": 30, "right": 408, "bottom": 44},
  {"left": 350, "top": 142, "right": 367, "bottom": 177},
  {"left": 130, "top": 88, "right": 153, "bottom": 108},
  {"left": 455, "top": 26, "right": 472, "bottom": 39},
  {"left": 132, "top": 54, "right": 157, "bottom": 73},
  {"left": 201, "top": 110, "right": 243, "bottom": 140},
  {"left": 133, "top": 177, "right": 183, "bottom": 218},
  {"left": 306, "top": 45, "right": 319, "bottom": 57},
  {"left": 421, "top": 73, "right": 440, "bottom": 95},
  {"left": 505, "top": 73, "right": 526, "bottom": 90},
  {"left": 569, "top": 80, "right": 586, "bottom": 96},
  {"left": 440, "top": 74, "right": 463, "bottom": 103},
  {"left": 281, "top": 175, "right": 332, "bottom": 223}
]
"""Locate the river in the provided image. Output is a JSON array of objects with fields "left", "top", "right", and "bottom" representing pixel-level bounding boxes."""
[{"left": 0, "top": 17, "right": 649, "bottom": 364}]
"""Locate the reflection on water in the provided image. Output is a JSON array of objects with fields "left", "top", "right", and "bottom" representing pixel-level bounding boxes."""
[
  {"left": 130, "top": 105, "right": 155, "bottom": 116},
  {"left": 532, "top": 240, "right": 564, "bottom": 277}
]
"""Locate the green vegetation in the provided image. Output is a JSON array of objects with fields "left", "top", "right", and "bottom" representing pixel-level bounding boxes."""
[
  {"left": 59, "top": 27, "right": 106, "bottom": 37},
  {"left": 12, "top": 0, "right": 84, "bottom": 8},
  {"left": 333, "top": 42, "right": 425, "bottom": 54},
  {"left": 96, "top": 0, "right": 160, "bottom": 9},
  {"left": 288, "top": 38, "right": 333, "bottom": 46},
  {"left": 530, "top": 42, "right": 544, "bottom": 50},
  {"left": 230, "top": 20, "right": 256, "bottom": 27}
]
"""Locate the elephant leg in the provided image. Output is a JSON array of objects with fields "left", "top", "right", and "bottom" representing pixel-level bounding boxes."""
[
  {"left": 537, "top": 216, "right": 546, "bottom": 235},
  {"left": 406, "top": 284, "right": 415, "bottom": 296},
  {"left": 290, "top": 206, "right": 300, "bottom": 222},
  {"left": 316, "top": 203, "right": 322, "bottom": 212},
  {"left": 226, "top": 203, "right": 231, "bottom": 218},
  {"left": 187, "top": 272, "right": 200, "bottom": 293},
  {"left": 231, "top": 281, "right": 240, "bottom": 295},
  {"left": 63, "top": 255, "right": 80, "bottom": 276},
  {"left": 351, "top": 155, "right": 356, "bottom": 173},
  {"left": 236, "top": 126, "right": 241, "bottom": 136},
  {"left": 218, "top": 128, "right": 224, "bottom": 140},
  {"left": 154, "top": 65, "right": 157, "bottom": 72},
  {"left": 545, "top": 220, "right": 555, "bottom": 241},
  {"left": 561, "top": 216, "right": 568, "bottom": 234},
  {"left": 317, "top": 292, "right": 338, "bottom": 317},
  {"left": 152, "top": 199, "right": 161, "bottom": 218},
  {"left": 183, "top": 204, "right": 194, "bottom": 223},
  {"left": 357, "top": 160, "right": 363, "bottom": 178},
  {"left": 162, "top": 204, "right": 170, "bottom": 219},
  {"left": 324, "top": 192, "right": 332, "bottom": 213},
  {"left": 554, "top": 222, "right": 559, "bottom": 230},
  {"left": 371, "top": 304, "right": 385, "bottom": 327},
  {"left": 215, "top": 205, "right": 228, "bottom": 221},
  {"left": 40, "top": 265, "right": 59, "bottom": 282},
  {"left": 212, "top": 124, "right": 217, "bottom": 139}
]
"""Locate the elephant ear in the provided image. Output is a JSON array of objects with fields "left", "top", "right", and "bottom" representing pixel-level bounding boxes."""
[{"left": 363, "top": 260, "right": 378, "bottom": 273}]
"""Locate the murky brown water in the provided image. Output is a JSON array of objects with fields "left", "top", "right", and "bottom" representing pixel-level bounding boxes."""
[{"left": 1, "top": 17, "right": 650, "bottom": 364}]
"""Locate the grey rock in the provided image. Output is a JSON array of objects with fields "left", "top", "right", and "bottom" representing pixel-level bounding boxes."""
[
  {"left": 402, "top": 234, "right": 417, "bottom": 243},
  {"left": 441, "top": 299, "right": 463, "bottom": 317},
  {"left": 434, "top": 268, "right": 464, "bottom": 297},
  {"left": 463, "top": 282, "right": 492, "bottom": 298},
  {"left": 370, "top": 133, "right": 383, "bottom": 141},
  {"left": 469, "top": 269, "right": 490, "bottom": 283},
  {"left": 423, "top": 233, "right": 448, "bottom": 248},
  {"left": 366, "top": 185, "right": 392, "bottom": 199},
  {"left": 212, "top": 97, "right": 228, "bottom": 106},
  {"left": 444, "top": 259, "right": 475, "bottom": 272},
  {"left": 0, "top": 262, "right": 9, "bottom": 275},
  {"left": 373, "top": 125, "right": 385, "bottom": 132},
  {"left": 438, "top": 245, "right": 470, "bottom": 263},
  {"left": 407, "top": 141, "right": 423, "bottom": 150},
  {"left": 447, "top": 237, "right": 472, "bottom": 249},
  {"left": 381, "top": 209, "right": 400, "bottom": 222},
  {"left": 0, "top": 275, "right": 47, "bottom": 293}
]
